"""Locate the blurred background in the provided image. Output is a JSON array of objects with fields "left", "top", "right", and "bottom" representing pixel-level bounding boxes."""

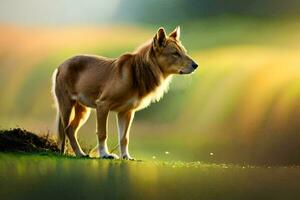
[{"left": 0, "top": 0, "right": 299, "bottom": 165}]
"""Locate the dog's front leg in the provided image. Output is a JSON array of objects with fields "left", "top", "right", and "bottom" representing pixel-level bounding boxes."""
[
  {"left": 117, "top": 110, "right": 135, "bottom": 160},
  {"left": 96, "top": 101, "right": 119, "bottom": 159}
]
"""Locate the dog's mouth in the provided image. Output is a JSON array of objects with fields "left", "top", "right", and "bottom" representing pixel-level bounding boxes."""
[{"left": 179, "top": 67, "right": 194, "bottom": 75}]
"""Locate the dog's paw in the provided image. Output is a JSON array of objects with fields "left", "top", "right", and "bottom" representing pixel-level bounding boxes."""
[
  {"left": 122, "top": 155, "right": 135, "bottom": 161},
  {"left": 100, "top": 153, "right": 119, "bottom": 159}
]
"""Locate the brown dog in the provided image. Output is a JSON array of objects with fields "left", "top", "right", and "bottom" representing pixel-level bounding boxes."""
[{"left": 52, "top": 26, "right": 198, "bottom": 159}]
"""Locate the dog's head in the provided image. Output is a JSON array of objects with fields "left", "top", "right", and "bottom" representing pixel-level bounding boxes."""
[{"left": 152, "top": 26, "right": 198, "bottom": 75}]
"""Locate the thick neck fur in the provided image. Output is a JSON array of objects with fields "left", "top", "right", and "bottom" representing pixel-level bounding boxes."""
[{"left": 131, "top": 42, "right": 168, "bottom": 98}]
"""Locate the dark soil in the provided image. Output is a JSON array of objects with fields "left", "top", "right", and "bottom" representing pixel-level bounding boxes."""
[{"left": 0, "top": 128, "right": 59, "bottom": 153}]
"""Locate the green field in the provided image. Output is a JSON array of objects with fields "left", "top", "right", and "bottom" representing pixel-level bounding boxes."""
[{"left": 1, "top": 153, "right": 300, "bottom": 200}]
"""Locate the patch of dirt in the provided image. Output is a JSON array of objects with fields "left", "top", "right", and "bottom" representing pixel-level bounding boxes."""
[{"left": 0, "top": 128, "right": 59, "bottom": 153}]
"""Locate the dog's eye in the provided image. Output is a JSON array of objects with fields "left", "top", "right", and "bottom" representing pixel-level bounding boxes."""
[{"left": 172, "top": 52, "right": 180, "bottom": 57}]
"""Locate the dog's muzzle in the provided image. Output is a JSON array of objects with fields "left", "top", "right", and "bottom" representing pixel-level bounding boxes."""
[{"left": 179, "top": 61, "right": 199, "bottom": 74}]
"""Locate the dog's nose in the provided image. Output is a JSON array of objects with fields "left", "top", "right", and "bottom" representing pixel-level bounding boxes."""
[{"left": 191, "top": 61, "right": 198, "bottom": 69}]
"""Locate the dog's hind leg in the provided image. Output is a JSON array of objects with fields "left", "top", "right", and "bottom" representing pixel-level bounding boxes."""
[{"left": 65, "top": 102, "right": 90, "bottom": 157}]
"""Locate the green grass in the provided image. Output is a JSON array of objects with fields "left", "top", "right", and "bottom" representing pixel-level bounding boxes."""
[{"left": 1, "top": 153, "right": 300, "bottom": 200}]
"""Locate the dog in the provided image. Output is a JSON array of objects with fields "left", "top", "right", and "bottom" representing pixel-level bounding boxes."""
[{"left": 52, "top": 26, "right": 198, "bottom": 160}]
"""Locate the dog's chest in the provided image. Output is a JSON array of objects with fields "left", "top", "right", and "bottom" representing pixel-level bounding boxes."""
[
  {"left": 120, "top": 95, "right": 147, "bottom": 112},
  {"left": 126, "top": 76, "right": 173, "bottom": 111}
]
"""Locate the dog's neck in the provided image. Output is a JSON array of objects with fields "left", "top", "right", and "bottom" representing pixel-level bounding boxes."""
[{"left": 131, "top": 43, "right": 169, "bottom": 98}]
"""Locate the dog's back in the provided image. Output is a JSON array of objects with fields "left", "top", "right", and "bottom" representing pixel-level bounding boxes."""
[{"left": 56, "top": 55, "right": 115, "bottom": 102}]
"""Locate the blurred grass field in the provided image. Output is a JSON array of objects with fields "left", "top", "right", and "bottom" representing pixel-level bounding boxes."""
[
  {"left": 0, "top": 17, "right": 300, "bottom": 164},
  {"left": 1, "top": 153, "right": 300, "bottom": 200}
]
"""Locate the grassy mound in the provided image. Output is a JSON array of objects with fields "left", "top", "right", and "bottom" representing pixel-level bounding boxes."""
[{"left": 0, "top": 128, "right": 59, "bottom": 153}]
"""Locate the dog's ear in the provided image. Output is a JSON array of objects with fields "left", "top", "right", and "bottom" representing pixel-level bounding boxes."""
[
  {"left": 169, "top": 26, "right": 180, "bottom": 41},
  {"left": 153, "top": 27, "right": 167, "bottom": 49}
]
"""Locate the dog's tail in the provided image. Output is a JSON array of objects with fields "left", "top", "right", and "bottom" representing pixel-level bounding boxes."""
[{"left": 52, "top": 69, "right": 66, "bottom": 154}]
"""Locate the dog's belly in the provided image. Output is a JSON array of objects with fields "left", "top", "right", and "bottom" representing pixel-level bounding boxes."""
[
  {"left": 71, "top": 92, "right": 153, "bottom": 112},
  {"left": 71, "top": 93, "right": 97, "bottom": 108}
]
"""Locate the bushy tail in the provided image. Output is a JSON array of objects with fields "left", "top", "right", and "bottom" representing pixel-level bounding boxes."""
[
  {"left": 57, "top": 115, "right": 66, "bottom": 154},
  {"left": 52, "top": 69, "right": 66, "bottom": 154}
]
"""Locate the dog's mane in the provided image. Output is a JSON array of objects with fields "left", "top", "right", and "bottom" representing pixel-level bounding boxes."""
[{"left": 131, "top": 42, "right": 164, "bottom": 98}]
